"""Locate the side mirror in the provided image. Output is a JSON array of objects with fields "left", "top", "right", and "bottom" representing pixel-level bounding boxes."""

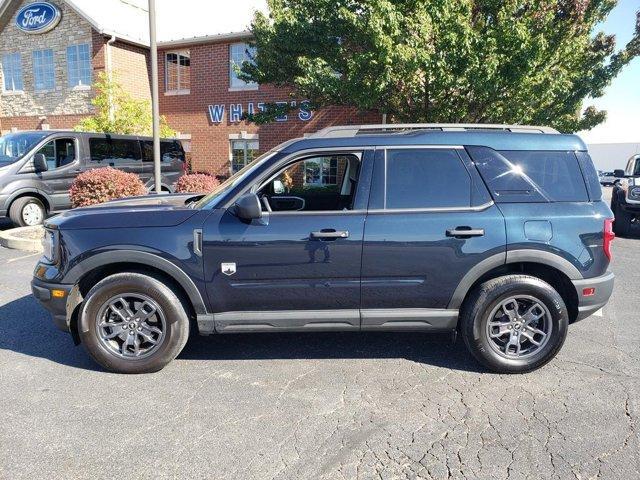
[
  {"left": 234, "top": 193, "right": 262, "bottom": 221},
  {"left": 614, "top": 169, "right": 625, "bottom": 178},
  {"left": 33, "top": 153, "right": 48, "bottom": 173}
]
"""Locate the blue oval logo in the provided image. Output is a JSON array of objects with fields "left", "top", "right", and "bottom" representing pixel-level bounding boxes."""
[{"left": 15, "top": 2, "right": 61, "bottom": 34}]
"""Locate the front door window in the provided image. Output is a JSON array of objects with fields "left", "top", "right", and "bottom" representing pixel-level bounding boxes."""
[
  {"left": 36, "top": 138, "right": 76, "bottom": 170},
  {"left": 258, "top": 154, "right": 358, "bottom": 212}
]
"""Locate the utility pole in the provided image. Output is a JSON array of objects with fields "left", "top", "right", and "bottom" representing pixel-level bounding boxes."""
[{"left": 149, "top": 0, "right": 161, "bottom": 194}]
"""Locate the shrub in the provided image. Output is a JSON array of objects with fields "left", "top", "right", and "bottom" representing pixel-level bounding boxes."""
[
  {"left": 70, "top": 167, "right": 147, "bottom": 208},
  {"left": 175, "top": 174, "right": 220, "bottom": 194}
]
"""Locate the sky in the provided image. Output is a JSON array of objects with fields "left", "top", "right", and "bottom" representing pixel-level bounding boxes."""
[{"left": 577, "top": 0, "right": 639, "bottom": 144}]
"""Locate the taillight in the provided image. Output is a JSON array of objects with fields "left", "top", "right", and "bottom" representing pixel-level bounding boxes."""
[{"left": 604, "top": 218, "right": 615, "bottom": 261}]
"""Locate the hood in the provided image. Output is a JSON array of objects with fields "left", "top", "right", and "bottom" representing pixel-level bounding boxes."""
[{"left": 46, "top": 193, "right": 205, "bottom": 230}]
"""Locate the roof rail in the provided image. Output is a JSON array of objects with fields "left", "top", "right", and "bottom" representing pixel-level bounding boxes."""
[{"left": 310, "top": 123, "right": 559, "bottom": 138}]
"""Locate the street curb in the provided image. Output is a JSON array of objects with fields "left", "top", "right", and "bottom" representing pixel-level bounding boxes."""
[{"left": 0, "top": 226, "right": 44, "bottom": 252}]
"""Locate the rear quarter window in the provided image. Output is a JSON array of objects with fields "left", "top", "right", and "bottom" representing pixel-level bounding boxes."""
[
  {"left": 142, "top": 140, "right": 185, "bottom": 163},
  {"left": 500, "top": 151, "right": 588, "bottom": 202},
  {"left": 468, "top": 147, "right": 589, "bottom": 203}
]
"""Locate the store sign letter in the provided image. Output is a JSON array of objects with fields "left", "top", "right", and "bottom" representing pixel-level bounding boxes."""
[{"left": 207, "top": 100, "right": 313, "bottom": 124}]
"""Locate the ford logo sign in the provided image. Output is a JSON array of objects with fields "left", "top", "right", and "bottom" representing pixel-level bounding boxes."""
[{"left": 15, "top": 2, "right": 61, "bottom": 34}]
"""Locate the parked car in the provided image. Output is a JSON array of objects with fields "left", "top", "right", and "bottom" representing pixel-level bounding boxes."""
[
  {"left": 0, "top": 131, "right": 185, "bottom": 227},
  {"left": 598, "top": 170, "right": 619, "bottom": 186},
  {"left": 610, "top": 154, "right": 640, "bottom": 236},
  {"left": 31, "top": 123, "right": 615, "bottom": 374}
]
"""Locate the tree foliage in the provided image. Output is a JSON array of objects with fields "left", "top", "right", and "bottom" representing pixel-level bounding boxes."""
[
  {"left": 242, "top": 0, "right": 640, "bottom": 131},
  {"left": 75, "top": 73, "right": 176, "bottom": 137}
]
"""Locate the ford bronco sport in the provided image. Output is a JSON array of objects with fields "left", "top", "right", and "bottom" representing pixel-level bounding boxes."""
[
  {"left": 611, "top": 154, "right": 640, "bottom": 236},
  {"left": 31, "top": 124, "right": 615, "bottom": 374}
]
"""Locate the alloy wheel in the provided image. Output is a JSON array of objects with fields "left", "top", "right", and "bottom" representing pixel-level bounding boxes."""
[
  {"left": 485, "top": 295, "right": 552, "bottom": 359},
  {"left": 96, "top": 294, "right": 167, "bottom": 359}
]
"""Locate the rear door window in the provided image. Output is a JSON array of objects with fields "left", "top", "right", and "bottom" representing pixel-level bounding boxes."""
[
  {"left": 382, "top": 149, "right": 471, "bottom": 209},
  {"left": 89, "top": 138, "right": 142, "bottom": 165}
]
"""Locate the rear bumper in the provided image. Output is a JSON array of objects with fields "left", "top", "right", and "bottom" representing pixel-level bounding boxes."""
[
  {"left": 572, "top": 271, "right": 615, "bottom": 321},
  {"left": 31, "top": 277, "right": 74, "bottom": 332}
]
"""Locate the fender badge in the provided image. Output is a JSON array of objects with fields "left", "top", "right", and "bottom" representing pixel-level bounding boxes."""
[{"left": 221, "top": 263, "right": 237, "bottom": 276}]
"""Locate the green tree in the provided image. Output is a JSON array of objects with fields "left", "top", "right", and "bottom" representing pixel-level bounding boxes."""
[
  {"left": 241, "top": 0, "right": 640, "bottom": 132},
  {"left": 75, "top": 73, "right": 176, "bottom": 137}
]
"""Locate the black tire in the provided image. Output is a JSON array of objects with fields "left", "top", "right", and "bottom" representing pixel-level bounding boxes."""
[
  {"left": 79, "top": 272, "right": 190, "bottom": 374},
  {"left": 460, "top": 275, "right": 569, "bottom": 374},
  {"left": 611, "top": 193, "right": 632, "bottom": 237},
  {"left": 9, "top": 196, "right": 46, "bottom": 227}
]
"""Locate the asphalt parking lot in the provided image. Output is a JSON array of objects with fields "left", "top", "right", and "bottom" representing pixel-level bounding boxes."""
[{"left": 1, "top": 189, "right": 639, "bottom": 480}]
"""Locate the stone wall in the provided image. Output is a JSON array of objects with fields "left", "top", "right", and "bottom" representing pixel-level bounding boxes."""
[{"left": 0, "top": 0, "right": 94, "bottom": 119}]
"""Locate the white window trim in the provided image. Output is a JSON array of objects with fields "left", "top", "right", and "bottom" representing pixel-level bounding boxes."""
[
  {"left": 303, "top": 157, "right": 338, "bottom": 187},
  {"left": 66, "top": 44, "right": 92, "bottom": 88},
  {"left": 164, "top": 89, "right": 191, "bottom": 96},
  {"left": 228, "top": 85, "right": 259, "bottom": 92},
  {"left": 229, "top": 42, "right": 258, "bottom": 91},
  {"left": 229, "top": 137, "right": 259, "bottom": 175},
  {"left": 33, "top": 49, "right": 55, "bottom": 92},
  {"left": 165, "top": 50, "right": 190, "bottom": 94},
  {"left": 2, "top": 53, "right": 24, "bottom": 93}
]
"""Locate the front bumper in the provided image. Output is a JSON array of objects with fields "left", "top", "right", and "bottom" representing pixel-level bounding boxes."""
[
  {"left": 31, "top": 277, "right": 74, "bottom": 332},
  {"left": 572, "top": 271, "right": 615, "bottom": 321}
]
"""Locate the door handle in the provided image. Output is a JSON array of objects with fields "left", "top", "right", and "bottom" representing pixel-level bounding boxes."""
[
  {"left": 446, "top": 227, "right": 485, "bottom": 238},
  {"left": 310, "top": 230, "right": 349, "bottom": 240}
]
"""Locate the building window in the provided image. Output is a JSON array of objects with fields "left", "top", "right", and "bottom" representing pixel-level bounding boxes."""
[
  {"left": 229, "top": 43, "right": 257, "bottom": 90},
  {"left": 230, "top": 139, "right": 259, "bottom": 173},
  {"left": 66, "top": 44, "right": 92, "bottom": 87},
  {"left": 2, "top": 53, "right": 24, "bottom": 92},
  {"left": 165, "top": 51, "right": 190, "bottom": 93},
  {"left": 304, "top": 157, "right": 338, "bottom": 186},
  {"left": 33, "top": 49, "right": 55, "bottom": 91}
]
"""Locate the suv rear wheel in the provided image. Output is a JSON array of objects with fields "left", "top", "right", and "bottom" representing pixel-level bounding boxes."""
[
  {"left": 79, "top": 272, "right": 190, "bottom": 373},
  {"left": 9, "top": 196, "right": 47, "bottom": 227},
  {"left": 460, "top": 275, "right": 568, "bottom": 373}
]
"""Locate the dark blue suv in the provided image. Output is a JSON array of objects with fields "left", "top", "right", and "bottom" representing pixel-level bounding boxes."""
[{"left": 31, "top": 124, "right": 615, "bottom": 374}]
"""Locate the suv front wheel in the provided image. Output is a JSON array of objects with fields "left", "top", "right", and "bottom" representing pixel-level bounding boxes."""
[
  {"left": 79, "top": 272, "right": 190, "bottom": 373},
  {"left": 460, "top": 275, "right": 569, "bottom": 373}
]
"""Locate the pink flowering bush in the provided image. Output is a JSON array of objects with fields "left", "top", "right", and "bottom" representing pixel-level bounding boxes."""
[
  {"left": 175, "top": 173, "right": 220, "bottom": 194},
  {"left": 70, "top": 167, "right": 146, "bottom": 208}
]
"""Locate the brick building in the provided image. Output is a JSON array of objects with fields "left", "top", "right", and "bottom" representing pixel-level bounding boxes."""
[{"left": 0, "top": 0, "right": 381, "bottom": 177}]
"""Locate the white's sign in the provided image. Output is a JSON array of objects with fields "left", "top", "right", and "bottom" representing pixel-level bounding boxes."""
[{"left": 208, "top": 100, "right": 313, "bottom": 124}]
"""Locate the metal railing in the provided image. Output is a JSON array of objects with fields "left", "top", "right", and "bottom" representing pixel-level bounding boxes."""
[{"left": 310, "top": 123, "right": 559, "bottom": 138}]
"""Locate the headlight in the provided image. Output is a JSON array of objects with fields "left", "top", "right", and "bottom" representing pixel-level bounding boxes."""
[
  {"left": 630, "top": 187, "right": 640, "bottom": 200},
  {"left": 42, "top": 229, "right": 58, "bottom": 263}
]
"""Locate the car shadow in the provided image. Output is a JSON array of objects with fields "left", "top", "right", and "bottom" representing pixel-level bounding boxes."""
[
  {"left": 0, "top": 294, "right": 483, "bottom": 373},
  {"left": 179, "top": 331, "right": 483, "bottom": 372},
  {"left": 0, "top": 294, "right": 101, "bottom": 371}
]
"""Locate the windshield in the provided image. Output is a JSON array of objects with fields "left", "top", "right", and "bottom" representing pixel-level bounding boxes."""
[
  {"left": 194, "top": 149, "right": 279, "bottom": 209},
  {"left": 0, "top": 132, "right": 49, "bottom": 165}
]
